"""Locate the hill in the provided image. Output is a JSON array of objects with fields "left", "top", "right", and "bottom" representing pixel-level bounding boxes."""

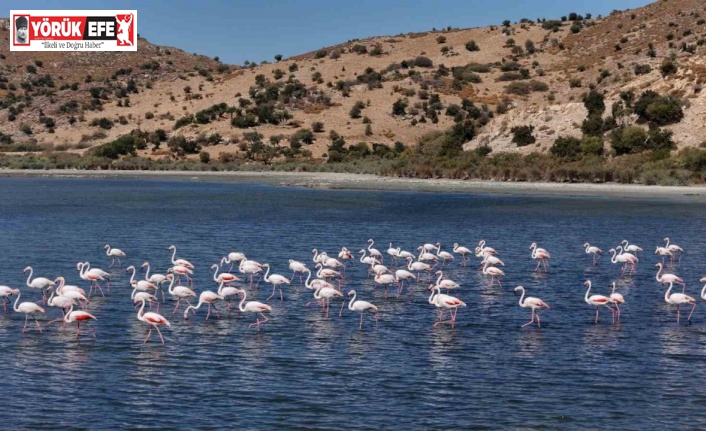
[{"left": 1, "top": 1, "right": 706, "bottom": 184}]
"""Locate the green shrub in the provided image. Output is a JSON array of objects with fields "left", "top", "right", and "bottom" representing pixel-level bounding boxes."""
[
  {"left": 465, "top": 40, "right": 480, "bottom": 51},
  {"left": 498, "top": 72, "right": 523, "bottom": 81},
  {"left": 634, "top": 64, "right": 652, "bottom": 75},
  {"left": 550, "top": 136, "right": 582, "bottom": 159},
  {"left": 436, "top": 36, "right": 447, "bottom": 44},
  {"left": 199, "top": 151, "right": 210, "bottom": 163},
  {"left": 529, "top": 80, "right": 549, "bottom": 91},
  {"left": 392, "top": 98, "right": 408, "bottom": 115},
  {"left": 660, "top": 59, "right": 678, "bottom": 76},
  {"left": 583, "top": 89, "right": 605, "bottom": 116},
  {"left": 511, "top": 125, "right": 535, "bottom": 146},
  {"left": 633, "top": 91, "right": 683, "bottom": 125},
  {"left": 413, "top": 56, "right": 434, "bottom": 67},
  {"left": 505, "top": 82, "right": 531, "bottom": 95},
  {"left": 580, "top": 136, "right": 604, "bottom": 156}
]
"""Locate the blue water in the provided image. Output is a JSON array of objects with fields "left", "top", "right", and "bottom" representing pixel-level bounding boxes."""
[{"left": 2, "top": 177, "right": 706, "bottom": 429}]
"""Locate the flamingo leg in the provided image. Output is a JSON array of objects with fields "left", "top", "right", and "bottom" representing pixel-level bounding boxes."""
[
  {"left": 339, "top": 300, "right": 346, "bottom": 317},
  {"left": 688, "top": 303, "right": 696, "bottom": 322},
  {"left": 595, "top": 308, "right": 599, "bottom": 324},
  {"left": 155, "top": 326, "right": 165, "bottom": 344},
  {"left": 205, "top": 304, "right": 211, "bottom": 321},
  {"left": 173, "top": 298, "right": 182, "bottom": 314},
  {"left": 677, "top": 305, "right": 681, "bottom": 324},
  {"left": 76, "top": 321, "right": 81, "bottom": 338},
  {"left": 359, "top": 312, "right": 364, "bottom": 330},
  {"left": 144, "top": 327, "right": 153, "bottom": 343},
  {"left": 522, "top": 309, "right": 535, "bottom": 328},
  {"left": 536, "top": 313, "right": 541, "bottom": 328}
]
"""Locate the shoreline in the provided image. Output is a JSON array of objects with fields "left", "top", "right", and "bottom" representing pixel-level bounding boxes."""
[{"left": 1, "top": 169, "right": 705, "bottom": 200}]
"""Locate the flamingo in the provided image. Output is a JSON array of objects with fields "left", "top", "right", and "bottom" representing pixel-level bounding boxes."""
[
  {"left": 168, "top": 245, "right": 195, "bottom": 269},
  {"left": 288, "top": 259, "right": 308, "bottom": 283},
  {"left": 313, "top": 285, "right": 343, "bottom": 319},
  {"left": 262, "top": 264, "right": 290, "bottom": 301},
  {"left": 514, "top": 285, "right": 550, "bottom": 328},
  {"left": 236, "top": 288, "right": 272, "bottom": 331},
  {"left": 217, "top": 281, "right": 241, "bottom": 312},
  {"left": 127, "top": 265, "right": 158, "bottom": 294},
  {"left": 131, "top": 287, "right": 159, "bottom": 312},
  {"left": 135, "top": 297, "right": 171, "bottom": 344},
  {"left": 183, "top": 290, "right": 223, "bottom": 321},
  {"left": 371, "top": 262, "right": 389, "bottom": 276},
  {"left": 609, "top": 248, "right": 637, "bottom": 276},
  {"left": 166, "top": 273, "right": 196, "bottom": 314},
  {"left": 529, "top": 243, "right": 550, "bottom": 272},
  {"left": 422, "top": 242, "right": 438, "bottom": 253},
  {"left": 0, "top": 286, "right": 18, "bottom": 313},
  {"left": 664, "top": 281, "right": 696, "bottom": 324},
  {"left": 417, "top": 246, "right": 439, "bottom": 263},
  {"left": 428, "top": 285, "right": 466, "bottom": 327},
  {"left": 367, "top": 239, "right": 383, "bottom": 262},
  {"left": 338, "top": 247, "right": 353, "bottom": 261},
  {"left": 435, "top": 243, "right": 455, "bottom": 266},
  {"left": 79, "top": 262, "right": 110, "bottom": 296},
  {"left": 396, "top": 248, "right": 416, "bottom": 261},
  {"left": 406, "top": 256, "right": 434, "bottom": 281},
  {"left": 584, "top": 280, "right": 615, "bottom": 324},
  {"left": 663, "top": 237, "right": 684, "bottom": 260},
  {"left": 346, "top": 290, "right": 378, "bottom": 330},
  {"left": 23, "top": 266, "right": 55, "bottom": 302},
  {"left": 482, "top": 262, "right": 505, "bottom": 286},
  {"left": 62, "top": 304, "right": 97, "bottom": 338},
  {"left": 373, "top": 272, "right": 397, "bottom": 297},
  {"left": 211, "top": 263, "right": 240, "bottom": 285},
  {"left": 359, "top": 249, "right": 380, "bottom": 268},
  {"left": 655, "top": 246, "right": 674, "bottom": 265},
  {"left": 321, "top": 255, "right": 345, "bottom": 270},
  {"left": 54, "top": 277, "right": 89, "bottom": 309},
  {"left": 315, "top": 263, "right": 341, "bottom": 281},
  {"left": 394, "top": 268, "right": 417, "bottom": 294},
  {"left": 303, "top": 269, "right": 336, "bottom": 294},
  {"left": 238, "top": 259, "right": 262, "bottom": 288},
  {"left": 311, "top": 248, "right": 327, "bottom": 264},
  {"left": 13, "top": 289, "right": 44, "bottom": 334},
  {"left": 476, "top": 240, "right": 497, "bottom": 256},
  {"left": 434, "top": 270, "right": 460, "bottom": 292},
  {"left": 655, "top": 262, "right": 685, "bottom": 291},
  {"left": 221, "top": 251, "right": 246, "bottom": 272},
  {"left": 387, "top": 243, "right": 400, "bottom": 263},
  {"left": 45, "top": 288, "right": 78, "bottom": 327},
  {"left": 480, "top": 253, "right": 504, "bottom": 269},
  {"left": 170, "top": 265, "right": 193, "bottom": 285},
  {"left": 453, "top": 243, "right": 473, "bottom": 264},
  {"left": 610, "top": 282, "right": 625, "bottom": 318},
  {"left": 583, "top": 243, "right": 602, "bottom": 265},
  {"left": 104, "top": 244, "right": 126, "bottom": 268},
  {"left": 621, "top": 240, "right": 643, "bottom": 256},
  {"left": 142, "top": 261, "right": 169, "bottom": 301}
]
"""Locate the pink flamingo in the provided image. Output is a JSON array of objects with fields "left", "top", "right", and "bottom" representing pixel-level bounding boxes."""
[
  {"left": 211, "top": 263, "right": 240, "bottom": 285},
  {"left": 655, "top": 262, "right": 685, "bottom": 291},
  {"left": 131, "top": 287, "right": 159, "bottom": 312},
  {"left": 655, "top": 246, "right": 674, "bottom": 265},
  {"left": 395, "top": 268, "right": 416, "bottom": 294},
  {"left": 584, "top": 280, "right": 615, "bottom": 324},
  {"left": 428, "top": 285, "right": 466, "bottom": 327},
  {"left": 482, "top": 261, "right": 505, "bottom": 286},
  {"left": 262, "top": 264, "right": 290, "bottom": 301},
  {"left": 453, "top": 243, "right": 472, "bottom": 265},
  {"left": 13, "top": 289, "right": 45, "bottom": 334},
  {"left": 217, "top": 281, "right": 241, "bottom": 312},
  {"left": 583, "top": 243, "right": 602, "bottom": 265},
  {"left": 387, "top": 243, "right": 400, "bottom": 264},
  {"left": 476, "top": 240, "right": 497, "bottom": 256},
  {"left": 665, "top": 281, "right": 696, "bottom": 324},
  {"left": 168, "top": 245, "right": 195, "bottom": 269},
  {"left": 166, "top": 274, "right": 196, "bottom": 314},
  {"left": 338, "top": 247, "right": 353, "bottom": 261},
  {"left": 435, "top": 243, "right": 455, "bottom": 266},
  {"left": 373, "top": 272, "right": 397, "bottom": 297},
  {"left": 142, "top": 261, "right": 169, "bottom": 301},
  {"left": 54, "top": 277, "right": 89, "bottom": 310},
  {"left": 530, "top": 243, "right": 550, "bottom": 272},
  {"left": 367, "top": 239, "right": 384, "bottom": 262},
  {"left": 514, "top": 285, "right": 549, "bottom": 328},
  {"left": 609, "top": 248, "right": 637, "bottom": 276},
  {"left": 239, "top": 259, "right": 262, "bottom": 288},
  {"left": 610, "top": 282, "right": 625, "bottom": 318},
  {"left": 23, "top": 266, "right": 55, "bottom": 303},
  {"left": 169, "top": 265, "right": 193, "bottom": 285},
  {"left": 135, "top": 297, "right": 171, "bottom": 344},
  {"left": 406, "top": 256, "right": 435, "bottom": 281},
  {"left": 288, "top": 259, "right": 308, "bottom": 283},
  {"left": 0, "top": 286, "right": 18, "bottom": 313},
  {"left": 236, "top": 288, "right": 272, "bottom": 331},
  {"left": 346, "top": 289, "right": 378, "bottom": 330},
  {"left": 663, "top": 237, "right": 684, "bottom": 261},
  {"left": 313, "top": 285, "right": 343, "bottom": 318},
  {"left": 434, "top": 270, "right": 460, "bottom": 292},
  {"left": 183, "top": 290, "right": 223, "bottom": 321},
  {"left": 78, "top": 262, "right": 108, "bottom": 296},
  {"left": 62, "top": 304, "right": 97, "bottom": 338},
  {"left": 621, "top": 240, "right": 642, "bottom": 256},
  {"left": 221, "top": 251, "right": 246, "bottom": 272},
  {"left": 104, "top": 244, "right": 126, "bottom": 268}
]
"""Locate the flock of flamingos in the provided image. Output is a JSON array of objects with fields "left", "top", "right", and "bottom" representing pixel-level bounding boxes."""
[{"left": 0, "top": 237, "right": 698, "bottom": 344}]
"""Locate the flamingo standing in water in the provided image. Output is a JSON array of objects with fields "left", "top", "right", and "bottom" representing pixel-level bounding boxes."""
[
  {"left": 104, "top": 244, "right": 126, "bottom": 268},
  {"left": 655, "top": 262, "right": 685, "bottom": 291},
  {"left": 0, "top": 286, "right": 18, "bottom": 313},
  {"left": 13, "top": 289, "right": 44, "bottom": 334},
  {"left": 166, "top": 274, "right": 196, "bottom": 315},
  {"left": 583, "top": 243, "right": 602, "bottom": 265},
  {"left": 367, "top": 239, "right": 384, "bottom": 263},
  {"left": 514, "top": 285, "right": 549, "bottom": 328},
  {"left": 142, "top": 261, "right": 169, "bottom": 301},
  {"left": 406, "top": 256, "right": 434, "bottom": 281},
  {"left": 610, "top": 282, "right": 625, "bottom": 318},
  {"left": 453, "top": 243, "right": 473, "bottom": 265},
  {"left": 183, "top": 290, "right": 224, "bottom": 321},
  {"left": 621, "top": 240, "right": 643, "bottom": 257},
  {"left": 211, "top": 263, "right": 240, "bottom": 286},
  {"left": 221, "top": 251, "right": 246, "bottom": 272},
  {"left": 131, "top": 287, "right": 159, "bottom": 312},
  {"left": 434, "top": 270, "right": 460, "bottom": 293},
  {"left": 23, "top": 266, "right": 55, "bottom": 303},
  {"left": 386, "top": 243, "right": 400, "bottom": 264},
  {"left": 217, "top": 281, "right": 241, "bottom": 313},
  {"left": 346, "top": 290, "right": 378, "bottom": 330},
  {"left": 584, "top": 280, "right": 615, "bottom": 324},
  {"left": 394, "top": 268, "right": 417, "bottom": 294},
  {"left": 313, "top": 285, "right": 343, "bottom": 318},
  {"left": 239, "top": 259, "right": 262, "bottom": 288},
  {"left": 45, "top": 288, "right": 77, "bottom": 327},
  {"left": 338, "top": 247, "right": 353, "bottom": 261},
  {"left": 262, "top": 264, "right": 290, "bottom": 301},
  {"left": 373, "top": 272, "right": 397, "bottom": 297},
  {"left": 62, "top": 304, "right": 97, "bottom": 338},
  {"left": 530, "top": 243, "right": 550, "bottom": 272},
  {"left": 236, "top": 288, "right": 272, "bottom": 331},
  {"left": 435, "top": 243, "right": 455, "bottom": 266},
  {"left": 168, "top": 245, "right": 195, "bottom": 269},
  {"left": 476, "top": 240, "right": 497, "bottom": 256},
  {"left": 428, "top": 285, "right": 466, "bottom": 327},
  {"left": 655, "top": 246, "right": 674, "bottom": 265},
  {"left": 609, "top": 248, "right": 637, "bottom": 276},
  {"left": 54, "top": 277, "right": 89, "bottom": 310},
  {"left": 79, "top": 262, "right": 109, "bottom": 296},
  {"left": 288, "top": 259, "right": 308, "bottom": 283},
  {"left": 663, "top": 237, "right": 684, "bottom": 261},
  {"left": 665, "top": 281, "right": 696, "bottom": 324},
  {"left": 482, "top": 262, "right": 505, "bottom": 286},
  {"left": 135, "top": 297, "right": 171, "bottom": 344}
]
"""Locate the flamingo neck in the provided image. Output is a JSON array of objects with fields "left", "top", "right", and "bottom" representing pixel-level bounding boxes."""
[
  {"left": 217, "top": 281, "right": 225, "bottom": 296},
  {"left": 314, "top": 286, "right": 323, "bottom": 300},
  {"left": 656, "top": 264, "right": 663, "bottom": 281},
  {"left": 25, "top": 268, "right": 33, "bottom": 287},
  {"left": 664, "top": 238, "right": 670, "bottom": 248},
  {"left": 64, "top": 305, "right": 74, "bottom": 323},
  {"left": 137, "top": 299, "right": 146, "bottom": 319},
  {"left": 428, "top": 287, "right": 439, "bottom": 304},
  {"left": 665, "top": 283, "right": 673, "bottom": 302},
  {"left": 359, "top": 250, "right": 366, "bottom": 263},
  {"left": 213, "top": 265, "right": 219, "bottom": 282},
  {"left": 128, "top": 267, "right": 136, "bottom": 284},
  {"left": 304, "top": 270, "right": 312, "bottom": 288},
  {"left": 368, "top": 240, "right": 374, "bottom": 250},
  {"left": 105, "top": 246, "right": 111, "bottom": 256},
  {"left": 13, "top": 290, "right": 21, "bottom": 312},
  {"left": 348, "top": 291, "right": 356, "bottom": 310},
  {"left": 436, "top": 272, "right": 443, "bottom": 285},
  {"left": 263, "top": 265, "right": 271, "bottom": 282},
  {"left": 167, "top": 275, "right": 176, "bottom": 295},
  {"left": 144, "top": 263, "right": 151, "bottom": 279},
  {"left": 170, "top": 247, "right": 178, "bottom": 265},
  {"left": 585, "top": 282, "right": 591, "bottom": 302},
  {"left": 701, "top": 283, "right": 706, "bottom": 300},
  {"left": 238, "top": 289, "right": 247, "bottom": 311},
  {"left": 131, "top": 286, "right": 138, "bottom": 299},
  {"left": 517, "top": 288, "right": 526, "bottom": 307},
  {"left": 609, "top": 250, "right": 617, "bottom": 264}
]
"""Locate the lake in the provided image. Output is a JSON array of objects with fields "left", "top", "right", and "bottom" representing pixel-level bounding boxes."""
[{"left": 1, "top": 176, "right": 706, "bottom": 430}]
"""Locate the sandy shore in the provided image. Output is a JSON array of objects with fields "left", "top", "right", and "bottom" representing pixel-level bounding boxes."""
[{"left": 1, "top": 169, "right": 705, "bottom": 200}]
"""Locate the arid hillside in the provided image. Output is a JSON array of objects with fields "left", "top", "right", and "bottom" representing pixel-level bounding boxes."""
[{"left": 0, "top": 0, "right": 705, "bottom": 163}]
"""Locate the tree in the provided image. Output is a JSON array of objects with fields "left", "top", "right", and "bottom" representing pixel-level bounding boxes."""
[
  {"left": 274, "top": 54, "right": 282, "bottom": 62},
  {"left": 550, "top": 136, "right": 581, "bottom": 160},
  {"left": 392, "top": 98, "right": 408, "bottom": 116},
  {"left": 525, "top": 39, "right": 536, "bottom": 54},
  {"left": 583, "top": 89, "right": 605, "bottom": 116},
  {"left": 199, "top": 151, "right": 210, "bottom": 163},
  {"left": 510, "top": 125, "right": 535, "bottom": 147},
  {"left": 465, "top": 40, "right": 480, "bottom": 51}
]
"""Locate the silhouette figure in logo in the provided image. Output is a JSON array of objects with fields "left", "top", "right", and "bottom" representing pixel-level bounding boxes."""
[
  {"left": 15, "top": 16, "right": 28, "bottom": 44},
  {"left": 116, "top": 13, "right": 133, "bottom": 46}
]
